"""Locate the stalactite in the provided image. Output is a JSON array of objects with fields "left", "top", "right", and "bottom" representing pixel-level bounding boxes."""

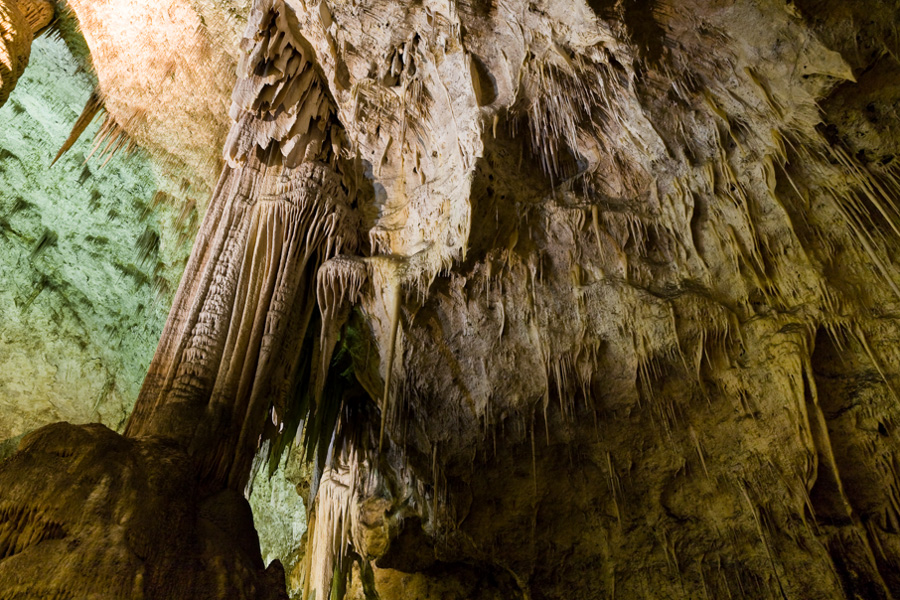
[
  {"left": 365, "top": 256, "right": 406, "bottom": 451},
  {"left": 51, "top": 90, "right": 103, "bottom": 166},
  {"left": 7, "top": 0, "right": 900, "bottom": 597},
  {"left": 300, "top": 449, "right": 359, "bottom": 600},
  {"left": 314, "top": 256, "right": 367, "bottom": 405},
  {"left": 126, "top": 155, "right": 357, "bottom": 489},
  {"left": 124, "top": 0, "right": 360, "bottom": 492}
]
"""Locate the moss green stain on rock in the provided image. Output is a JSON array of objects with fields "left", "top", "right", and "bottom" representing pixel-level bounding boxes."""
[
  {"left": 248, "top": 449, "right": 310, "bottom": 599},
  {"left": 0, "top": 33, "right": 187, "bottom": 440}
]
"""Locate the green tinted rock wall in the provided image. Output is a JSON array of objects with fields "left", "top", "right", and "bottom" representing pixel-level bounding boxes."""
[{"left": 0, "top": 32, "right": 192, "bottom": 441}]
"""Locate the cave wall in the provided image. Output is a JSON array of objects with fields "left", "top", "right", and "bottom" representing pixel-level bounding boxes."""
[
  {"left": 2, "top": 0, "right": 900, "bottom": 598},
  {"left": 284, "top": 0, "right": 900, "bottom": 597},
  {"left": 0, "top": 30, "right": 191, "bottom": 444}
]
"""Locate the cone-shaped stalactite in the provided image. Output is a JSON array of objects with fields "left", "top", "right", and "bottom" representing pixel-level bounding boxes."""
[{"left": 124, "top": 0, "right": 359, "bottom": 492}]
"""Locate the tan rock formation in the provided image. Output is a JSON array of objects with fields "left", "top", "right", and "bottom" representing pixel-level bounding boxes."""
[
  {"left": 124, "top": 0, "right": 361, "bottom": 492},
  {"left": 0, "top": 422, "right": 288, "bottom": 599},
  {"left": 3, "top": 0, "right": 900, "bottom": 598},
  {"left": 62, "top": 0, "right": 239, "bottom": 187},
  {"left": 0, "top": 0, "right": 52, "bottom": 107}
]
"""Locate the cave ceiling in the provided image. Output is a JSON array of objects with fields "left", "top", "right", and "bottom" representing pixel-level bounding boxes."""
[{"left": 2, "top": 0, "right": 900, "bottom": 598}]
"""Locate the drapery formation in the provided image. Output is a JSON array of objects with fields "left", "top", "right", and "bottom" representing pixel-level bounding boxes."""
[
  {"left": 125, "top": 0, "right": 359, "bottom": 491},
  {"left": 126, "top": 161, "right": 356, "bottom": 489}
]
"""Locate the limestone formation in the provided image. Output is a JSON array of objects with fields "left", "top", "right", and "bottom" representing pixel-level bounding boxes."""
[
  {"left": 124, "top": 0, "right": 362, "bottom": 495},
  {"left": 2, "top": 0, "right": 900, "bottom": 598},
  {"left": 0, "top": 0, "right": 52, "bottom": 107},
  {"left": 61, "top": 0, "right": 239, "bottom": 188},
  {"left": 0, "top": 422, "right": 288, "bottom": 600},
  {"left": 15, "top": 0, "right": 51, "bottom": 33}
]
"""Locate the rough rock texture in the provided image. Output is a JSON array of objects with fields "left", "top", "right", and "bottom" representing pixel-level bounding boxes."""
[
  {"left": 3, "top": 0, "right": 900, "bottom": 598},
  {"left": 123, "top": 21, "right": 361, "bottom": 485},
  {"left": 0, "top": 3, "right": 29, "bottom": 106},
  {"left": 62, "top": 0, "right": 241, "bottom": 189},
  {"left": 0, "top": 30, "right": 198, "bottom": 445},
  {"left": 247, "top": 451, "right": 309, "bottom": 597},
  {"left": 241, "top": 0, "right": 900, "bottom": 596},
  {"left": 0, "top": 421, "right": 288, "bottom": 599}
]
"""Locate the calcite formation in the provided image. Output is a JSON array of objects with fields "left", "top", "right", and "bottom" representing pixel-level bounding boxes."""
[
  {"left": 2, "top": 0, "right": 900, "bottom": 598},
  {"left": 0, "top": 0, "right": 52, "bottom": 106},
  {"left": 124, "top": 0, "right": 362, "bottom": 493},
  {"left": 61, "top": 0, "right": 240, "bottom": 188}
]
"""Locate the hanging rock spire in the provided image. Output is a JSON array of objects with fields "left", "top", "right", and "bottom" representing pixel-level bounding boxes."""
[{"left": 125, "top": 0, "right": 359, "bottom": 492}]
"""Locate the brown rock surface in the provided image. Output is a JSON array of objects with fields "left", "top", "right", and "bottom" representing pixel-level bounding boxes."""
[
  {"left": 0, "top": 0, "right": 51, "bottom": 106},
  {"left": 3, "top": 0, "right": 900, "bottom": 598},
  {"left": 0, "top": 1, "right": 32, "bottom": 107},
  {"left": 0, "top": 422, "right": 287, "bottom": 599}
]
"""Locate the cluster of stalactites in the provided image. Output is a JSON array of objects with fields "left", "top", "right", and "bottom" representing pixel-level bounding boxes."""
[
  {"left": 219, "top": 162, "right": 360, "bottom": 488},
  {"left": 224, "top": 0, "right": 339, "bottom": 170},
  {"left": 250, "top": 162, "right": 362, "bottom": 429},
  {"left": 299, "top": 448, "right": 360, "bottom": 600}
]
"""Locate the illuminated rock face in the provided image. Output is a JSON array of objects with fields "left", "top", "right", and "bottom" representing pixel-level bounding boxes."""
[
  {"left": 3, "top": 0, "right": 900, "bottom": 598},
  {"left": 60, "top": 0, "right": 240, "bottom": 188},
  {"left": 0, "top": 31, "right": 191, "bottom": 446}
]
